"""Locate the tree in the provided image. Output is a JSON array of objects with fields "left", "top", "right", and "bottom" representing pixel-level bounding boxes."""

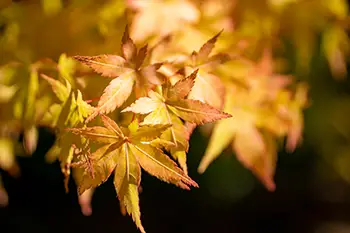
[{"left": 1, "top": 0, "right": 349, "bottom": 232}]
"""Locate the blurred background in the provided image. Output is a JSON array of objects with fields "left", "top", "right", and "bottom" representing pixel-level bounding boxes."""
[{"left": 2, "top": 0, "right": 350, "bottom": 232}]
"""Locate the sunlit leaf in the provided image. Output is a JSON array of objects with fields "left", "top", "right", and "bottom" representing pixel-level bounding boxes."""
[
  {"left": 74, "top": 55, "right": 131, "bottom": 78},
  {"left": 41, "top": 74, "right": 71, "bottom": 102},
  {"left": 70, "top": 115, "right": 197, "bottom": 232},
  {"left": 0, "top": 138, "right": 19, "bottom": 176},
  {"left": 23, "top": 125, "right": 38, "bottom": 155},
  {"left": 166, "top": 99, "right": 231, "bottom": 125},
  {"left": 86, "top": 71, "right": 136, "bottom": 122},
  {"left": 128, "top": 0, "right": 200, "bottom": 43}
]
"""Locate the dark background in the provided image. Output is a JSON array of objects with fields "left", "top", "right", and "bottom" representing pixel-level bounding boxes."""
[{"left": 2, "top": 104, "right": 350, "bottom": 233}]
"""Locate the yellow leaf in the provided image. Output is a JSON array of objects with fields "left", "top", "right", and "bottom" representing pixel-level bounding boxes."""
[
  {"left": 130, "top": 124, "right": 172, "bottom": 142},
  {"left": 322, "top": 25, "right": 349, "bottom": 79},
  {"left": 23, "top": 125, "right": 38, "bottom": 155},
  {"left": 114, "top": 143, "right": 144, "bottom": 233},
  {"left": 74, "top": 55, "right": 131, "bottom": 78},
  {"left": 41, "top": 74, "right": 71, "bottom": 102},
  {"left": 67, "top": 126, "right": 120, "bottom": 144},
  {"left": 86, "top": 71, "right": 136, "bottom": 122},
  {"left": 74, "top": 143, "right": 122, "bottom": 195},
  {"left": 41, "top": 0, "right": 62, "bottom": 16},
  {"left": 0, "top": 84, "right": 18, "bottom": 103},
  {"left": 0, "top": 138, "right": 19, "bottom": 176},
  {"left": 170, "top": 149, "right": 188, "bottom": 175},
  {"left": 129, "top": 0, "right": 199, "bottom": 43},
  {"left": 167, "top": 99, "right": 231, "bottom": 125},
  {"left": 58, "top": 53, "right": 76, "bottom": 85},
  {"left": 233, "top": 126, "right": 276, "bottom": 191},
  {"left": 187, "top": 69, "right": 225, "bottom": 110},
  {"left": 129, "top": 143, "right": 198, "bottom": 189},
  {"left": 198, "top": 91, "right": 236, "bottom": 173},
  {"left": 24, "top": 69, "right": 39, "bottom": 123},
  {"left": 122, "top": 96, "right": 161, "bottom": 114}
]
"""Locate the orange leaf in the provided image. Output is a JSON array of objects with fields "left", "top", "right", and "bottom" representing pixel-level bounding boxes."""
[{"left": 74, "top": 55, "right": 131, "bottom": 78}]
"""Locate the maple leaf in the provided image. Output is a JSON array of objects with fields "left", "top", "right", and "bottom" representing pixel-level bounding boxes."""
[
  {"left": 124, "top": 70, "right": 231, "bottom": 124},
  {"left": 284, "top": 83, "right": 309, "bottom": 152},
  {"left": 184, "top": 32, "right": 230, "bottom": 110},
  {"left": 0, "top": 84, "right": 18, "bottom": 103},
  {"left": 198, "top": 85, "right": 278, "bottom": 191},
  {"left": 40, "top": 74, "right": 94, "bottom": 129},
  {"left": 23, "top": 125, "right": 38, "bottom": 155},
  {"left": 0, "top": 138, "right": 19, "bottom": 177},
  {"left": 122, "top": 70, "right": 231, "bottom": 172},
  {"left": 40, "top": 73, "right": 95, "bottom": 192},
  {"left": 74, "top": 27, "right": 164, "bottom": 122},
  {"left": 197, "top": 45, "right": 308, "bottom": 192},
  {"left": 156, "top": 33, "right": 229, "bottom": 137},
  {"left": 68, "top": 115, "right": 198, "bottom": 232},
  {"left": 128, "top": 0, "right": 200, "bottom": 43},
  {"left": 58, "top": 53, "right": 77, "bottom": 85},
  {"left": 322, "top": 24, "right": 349, "bottom": 79},
  {"left": 41, "top": 74, "right": 71, "bottom": 103}
]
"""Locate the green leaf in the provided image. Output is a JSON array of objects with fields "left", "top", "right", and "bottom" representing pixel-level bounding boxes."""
[
  {"left": 58, "top": 53, "right": 76, "bottom": 84},
  {"left": 76, "top": 90, "right": 94, "bottom": 122},
  {"left": 41, "top": 74, "right": 71, "bottom": 102},
  {"left": 24, "top": 69, "right": 39, "bottom": 123},
  {"left": 56, "top": 91, "right": 74, "bottom": 129}
]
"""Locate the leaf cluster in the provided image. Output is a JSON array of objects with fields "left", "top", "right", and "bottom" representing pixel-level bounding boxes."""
[{"left": 2, "top": 0, "right": 343, "bottom": 232}]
